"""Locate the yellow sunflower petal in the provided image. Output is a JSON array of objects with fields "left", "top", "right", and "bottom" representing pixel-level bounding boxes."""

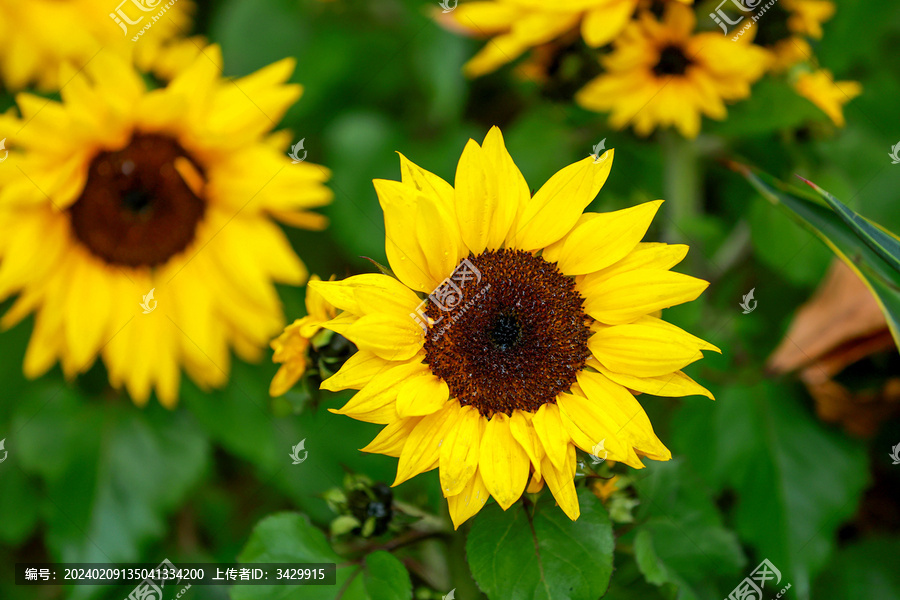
[
  {"left": 526, "top": 472, "right": 544, "bottom": 494},
  {"left": 555, "top": 392, "right": 642, "bottom": 468},
  {"left": 508, "top": 409, "right": 544, "bottom": 480},
  {"left": 375, "top": 179, "right": 447, "bottom": 293},
  {"left": 325, "top": 313, "right": 423, "bottom": 361},
  {"left": 594, "top": 242, "right": 689, "bottom": 279},
  {"left": 581, "top": 0, "right": 638, "bottom": 47},
  {"left": 321, "top": 350, "right": 393, "bottom": 392},
  {"left": 543, "top": 200, "right": 663, "bottom": 275},
  {"left": 580, "top": 269, "right": 709, "bottom": 324},
  {"left": 478, "top": 413, "right": 530, "bottom": 510},
  {"left": 531, "top": 402, "right": 571, "bottom": 472},
  {"left": 462, "top": 33, "right": 529, "bottom": 78},
  {"left": 540, "top": 445, "right": 580, "bottom": 521},
  {"left": 329, "top": 362, "right": 427, "bottom": 424},
  {"left": 589, "top": 317, "right": 720, "bottom": 377},
  {"left": 481, "top": 126, "right": 529, "bottom": 248},
  {"left": 396, "top": 372, "right": 450, "bottom": 417},
  {"left": 361, "top": 418, "right": 422, "bottom": 457},
  {"left": 394, "top": 402, "right": 462, "bottom": 486},
  {"left": 594, "top": 361, "right": 714, "bottom": 400},
  {"left": 511, "top": 152, "right": 614, "bottom": 251},
  {"left": 447, "top": 469, "right": 490, "bottom": 530},
  {"left": 570, "top": 371, "right": 671, "bottom": 461},
  {"left": 269, "top": 361, "right": 308, "bottom": 397},
  {"left": 453, "top": 129, "right": 523, "bottom": 254},
  {"left": 440, "top": 405, "right": 487, "bottom": 497}
]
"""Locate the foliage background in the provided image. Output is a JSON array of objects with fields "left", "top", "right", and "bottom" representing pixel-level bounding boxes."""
[{"left": 1, "top": 0, "right": 899, "bottom": 598}]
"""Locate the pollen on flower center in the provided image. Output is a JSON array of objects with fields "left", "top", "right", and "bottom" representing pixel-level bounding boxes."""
[
  {"left": 69, "top": 134, "right": 206, "bottom": 267},
  {"left": 653, "top": 45, "right": 692, "bottom": 76},
  {"left": 423, "top": 249, "right": 591, "bottom": 418}
]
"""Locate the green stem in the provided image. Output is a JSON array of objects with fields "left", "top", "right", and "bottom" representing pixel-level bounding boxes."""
[
  {"left": 447, "top": 526, "right": 484, "bottom": 600},
  {"left": 661, "top": 131, "right": 702, "bottom": 242}
]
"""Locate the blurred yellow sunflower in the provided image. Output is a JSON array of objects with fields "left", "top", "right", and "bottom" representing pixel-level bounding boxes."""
[
  {"left": 0, "top": 46, "right": 332, "bottom": 406},
  {"left": 793, "top": 69, "right": 861, "bottom": 128},
  {"left": 0, "top": 0, "right": 195, "bottom": 91},
  {"left": 270, "top": 275, "right": 340, "bottom": 397},
  {"left": 439, "top": 0, "right": 692, "bottom": 78},
  {"left": 576, "top": 4, "right": 769, "bottom": 138},
  {"left": 311, "top": 127, "right": 718, "bottom": 527}
]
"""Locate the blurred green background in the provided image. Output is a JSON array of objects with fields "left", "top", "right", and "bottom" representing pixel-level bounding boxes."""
[{"left": 1, "top": 0, "right": 899, "bottom": 599}]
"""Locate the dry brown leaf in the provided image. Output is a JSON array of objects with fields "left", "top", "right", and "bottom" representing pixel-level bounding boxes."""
[
  {"left": 768, "top": 259, "right": 899, "bottom": 437},
  {"left": 768, "top": 260, "right": 888, "bottom": 374}
]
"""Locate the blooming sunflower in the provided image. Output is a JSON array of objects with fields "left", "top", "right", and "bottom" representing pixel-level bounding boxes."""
[
  {"left": 440, "top": 0, "right": 692, "bottom": 78},
  {"left": 793, "top": 69, "right": 861, "bottom": 128},
  {"left": 0, "top": 46, "right": 332, "bottom": 406},
  {"left": 576, "top": 3, "right": 769, "bottom": 138},
  {"left": 310, "top": 127, "right": 718, "bottom": 527},
  {"left": 0, "top": 0, "right": 195, "bottom": 92}
]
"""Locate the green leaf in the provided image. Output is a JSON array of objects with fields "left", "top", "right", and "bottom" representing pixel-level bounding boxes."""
[
  {"left": 234, "top": 512, "right": 369, "bottom": 600},
  {"left": 0, "top": 460, "right": 40, "bottom": 544},
  {"left": 13, "top": 387, "right": 208, "bottom": 563},
  {"left": 812, "top": 537, "right": 900, "bottom": 600},
  {"left": 633, "top": 529, "right": 673, "bottom": 587},
  {"left": 466, "top": 488, "right": 614, "bottom": 600},
  {"left": 672, "top": 382, "right": 869, "bottom": 600},
  {"left": 363, "top": 551, "right": 412, "bottom": 600},
  {"left": 799, "top": 176, "right": 900, "bottom": 273},
  {"left": 738, "top": 165, "right": 900, "bottom": 348},
  {"left": 632, "top": 460, "right": 745, "bottom": 599},
  {"left": 10, "top": 386, "right": 209, "bottom": 599}
]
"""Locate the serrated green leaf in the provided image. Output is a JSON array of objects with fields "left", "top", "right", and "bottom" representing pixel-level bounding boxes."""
[
  {"left": 466, "top": 488, "right": 613, "bottom": 600},
  {"left": 672, "top": 382, "right": 869, "bottom": 600},
  {"left": 233, "top": 512, "right": 368, "bottom": 600},
  {"left": 363, "top": 551, "right": 412, "bottom": 600},
  {"left": 739, "top": 165, "right": 900, "bottom": 348}
]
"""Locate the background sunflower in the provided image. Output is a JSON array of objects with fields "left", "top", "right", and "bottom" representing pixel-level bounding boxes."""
[{"left": 0, "top": 1, "right": 898, "bottom": 600}]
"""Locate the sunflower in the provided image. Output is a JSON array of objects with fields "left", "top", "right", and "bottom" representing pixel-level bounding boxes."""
[
  {"left": 575, "top": 3, "right": 770, "bottom": 138},
  {"left": 0, "top": 46, "right": 332, "bottom": 406},
  {"left": 793, "top": 69, "right": 861, "bottom": 128},
  {"left": 439, "top": 0, "right": 692, "bottom": 78},
  {"left": 270, "top": 275, "right": 344, "bottom": 397},
  {"left": 310, "top": 127, "right": 718, "bottom": 527},
  {"left": 0, "top": 0, "right": 196, "bottom": 92}
]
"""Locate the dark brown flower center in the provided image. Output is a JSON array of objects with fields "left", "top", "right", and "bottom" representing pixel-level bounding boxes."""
[
  {"left": 423, "top": 250, "right": 591, "bottom": 418},
  {"left": 752, "top": 6, "right": 792, "bottom": 48},
  {"left": 69, "top": 134, "right": 206, "bottom": 267},
  {"left": 653, "top": 45, "right": 692, "bottom": 76}
]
